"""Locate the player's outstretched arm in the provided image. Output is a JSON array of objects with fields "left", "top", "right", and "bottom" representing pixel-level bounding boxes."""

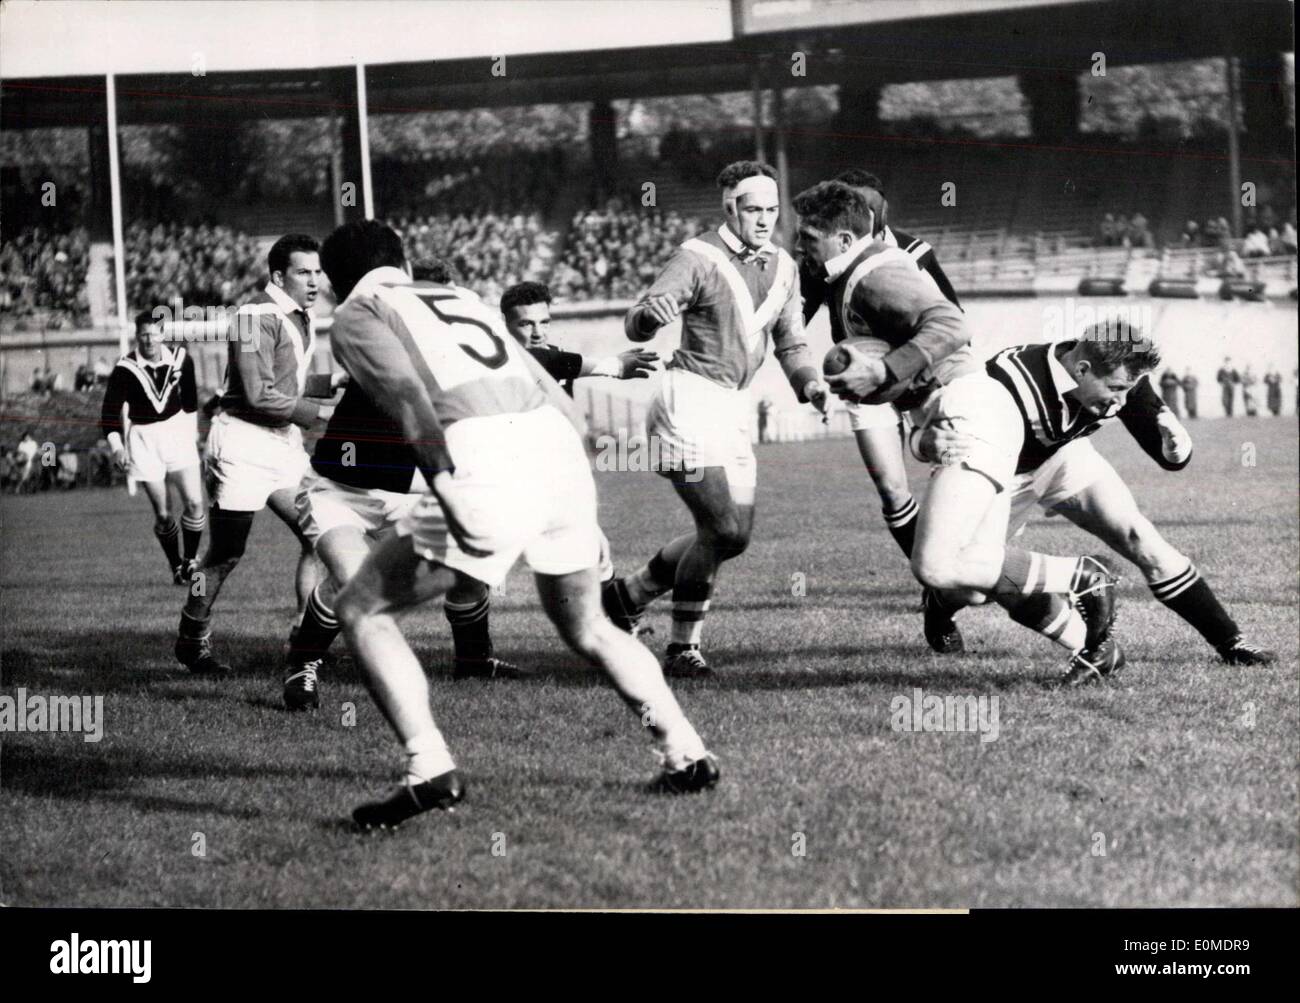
[{"left": 1119, "top": 375, "right": 1193, "bottom": 470}]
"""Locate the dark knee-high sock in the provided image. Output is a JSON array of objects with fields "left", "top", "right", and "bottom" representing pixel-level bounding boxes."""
[
  {"left": 669, "top": 579, "right": 712, "bottom": 649},
  {"left": 154, "top": 517, "right": 181, "bottom": 569},
  {"left": 624, "top": 549, "right": 677, "bottom": 608},
  {"left": 444, "top": 594, "right": 493, "bottom": 666},
  {"left": 183, "top": 507, "right": 254, "bottom": 621},
  {"left": 882, "top": 496, "right": 919, "bottom": 558},
  {"left": 181, "top": 512, "right": 206, "bottom": 561},
  {"left": 289, "top": 584, "right": 340, "bottom": 667},
  {"left": 1150, "top": 563, "right": 1239, "bottom": 648}
]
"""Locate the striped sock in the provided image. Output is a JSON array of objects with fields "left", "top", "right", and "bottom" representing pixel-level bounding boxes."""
[
  {"left": 181, "top": 512, "right": 206, "bottom": 561},
  {"left": 444, "top": 594, "right": 493, "bottom": 665},
  {"left": 1007, "top": 592, "right": 1086, "bottom": 652},
  {"left": 995, "top": 547, "right": 1082, "bottom": 596},
  {"left": 670, "top": 580, "right": 712, "bottom": 647},
  {"left": 290, "top": 584, "right": 340, "bottom": 666},
  {"left": 882, "top": 496, "right": 919, "bottom": 558},
  {"left": 154, "top": 517, "right": 181, "bottom": 569},
  {"left": 1150, "top": 563, "right": 1238, "bottom": 648}
]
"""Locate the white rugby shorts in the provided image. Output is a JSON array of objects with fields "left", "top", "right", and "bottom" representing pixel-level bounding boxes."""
[
  {"left": 645, "top": 368, "right": 755, "bottom": 490},
  {"left": 127, "top": 409, "right": 200, "bottom": 483},
  {"left": 914, "top": 373, "right": 1023, "bottom": 492},
  {"left": 204, "top": 412, "right": 310, "bottom": 512},
  {"left": 395, "top": 406, "right": 601, "bottom": 587},
  {"left": 296, "top": 469, "right": 422, "bottom": 545},
  {"left": 1006, "top": 438, "right": 1112, "bottom": 538}
]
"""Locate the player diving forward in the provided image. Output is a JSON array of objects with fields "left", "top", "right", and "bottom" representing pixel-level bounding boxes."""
[
  {"left": 174, "top": 234, "right": 345, "bottom": 675},
  {"left": 799, "top": 168, "right": 965, "bottom": 653},
  {"left": 796, "top": 180, "right": 1122, "bottom": 679},
  {"left": 603, "top": 161, "right": 830, "bottom": 677},
  {"left": 316, "top": 221, "right": 717, "bottom": 828},
  {"left": 99, "top": 309, "right": 206, "bottom": 584},
  {"left": 912, "top": 326, "right": 1277, "bottom": 682},
  {"left": 282, "top": 265, "right": 530, "bottom": 711}
]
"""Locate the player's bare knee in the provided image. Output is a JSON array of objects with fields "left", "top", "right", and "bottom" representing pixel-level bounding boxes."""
[{"left": 911, "top": 551, "right": 957, "bottom": 591}]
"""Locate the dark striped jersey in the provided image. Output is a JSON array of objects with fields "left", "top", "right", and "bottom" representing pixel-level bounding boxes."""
[
  {"left": 802, "top": 226, "right": 959, "bottom": 325},
  {"left": 99, "top": 346, "right": 197, "bottom": 435},
  {"left": 528, "top": 345, "right": 582, "bottom": 396},
  {"left": 986, "top": 341, "right": 1191, "bottom": 476}
]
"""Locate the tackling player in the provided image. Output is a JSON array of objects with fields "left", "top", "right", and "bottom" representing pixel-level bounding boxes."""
[
  {"left": 913, "top": 323, "right": 1276, "bottom": 681},
  {"left": 99, "top": 309, "right": 205, "bottom": 583},
  {"left": 316, "top": 220, "right": 718, "bottom": 828},
  {"left": 501, "top": 280, "right": 658, "bottom": 392},
  {"left": 282, "top": 261, "right": 526, "bottom": 711},
  {"left": 174, "top": 234, "right": 345, "bottom": 675},
  {"left": 799, "top": 168, "right": 965, "bottom": 653},
  {"left": 795, "top": 180, "right": 1120, "bottom": 681},
  {"left": 603, "top": 161, "right": 830, "bottom": 677}
]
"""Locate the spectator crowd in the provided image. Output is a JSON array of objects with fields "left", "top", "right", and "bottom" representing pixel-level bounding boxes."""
[
  {"left": 120, "top": 220, "right": 265, "bottom": 314},
  {"left": 0, "top": 226, "right": 92, "bottom": 324},
  {"left": 551, "top": 198, "right": 703, "bottom": 301}
]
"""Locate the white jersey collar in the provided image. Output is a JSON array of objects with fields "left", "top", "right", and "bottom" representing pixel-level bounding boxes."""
[
  {"left": 347, "top": 266, "right": 413, "bottom": 302},
  {"left": 717, "top": 223, "right": 774, "bottom": 260},
  {"left": 824, "top": 232, "right": 877, "bottom": 282}
]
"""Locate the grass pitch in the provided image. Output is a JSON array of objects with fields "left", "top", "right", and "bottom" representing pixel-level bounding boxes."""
[{"left": 2, "top": 417, "right": 1296, "bottom": 908}]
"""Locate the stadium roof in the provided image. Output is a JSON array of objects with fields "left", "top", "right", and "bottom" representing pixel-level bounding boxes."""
[{"left": 3, "top": 0, "right": 1293, "bottom": 131}]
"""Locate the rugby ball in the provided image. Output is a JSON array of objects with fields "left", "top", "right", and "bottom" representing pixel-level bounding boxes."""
[{"left": 823, "top": 335, "right": 892, "bottom": 377}]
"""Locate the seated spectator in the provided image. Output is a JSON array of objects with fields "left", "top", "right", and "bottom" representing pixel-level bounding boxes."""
[
  {"left": 1241, "top": 227, "right": 1271, "bottom": 258},
  {"left": 1280, "top": 221, "right": 1298, "bottom": 255},
  {"left": 1181, "top": 220, "right": 1201, "bottom": 246},
  {"left": 56, "top": 445, "right": 79, "bottom": 489},
  {"left": 75, "top": 363, "right": 96, "bottom": 392}
]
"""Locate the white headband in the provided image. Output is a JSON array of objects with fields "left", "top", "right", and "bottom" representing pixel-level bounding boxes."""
[{"left": 723, "top": 174, "right": 779, "bottom": 207}]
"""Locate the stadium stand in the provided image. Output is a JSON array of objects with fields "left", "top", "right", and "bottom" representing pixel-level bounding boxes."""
[{"left": 0, "top": 226, "right": 92, "bottom": 326}]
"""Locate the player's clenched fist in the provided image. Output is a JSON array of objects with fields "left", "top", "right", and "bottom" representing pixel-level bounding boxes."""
[
  {"left": 1155, "top": 408, "right": 1192, "bottom": 464},
  {"left": 826, "top": 356, "right": 889, "bottom": 404},
  {"left": 432, "top": 470, "right": 495, "bottom": 558},
  {"left": 641, "top": 293, "right": 682, "bottom": 330}
]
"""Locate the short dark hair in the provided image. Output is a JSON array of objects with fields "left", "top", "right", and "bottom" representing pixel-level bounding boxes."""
[
  {"left": 835, "top": 168, "right": 884, "bottom": 193},
  {"left": 835, "top": 169, "right": 887, "bottom": 233},
  {"left": 267, "top": 234, "right": 320, "bottom": 277},
  {"left": 1075, "top": 320, "right": 1162, "bottom": 376},
  {"left": 134, "top": 308, "right": 160, "bottom": 333},
  {"left": 716, "top": 160, "right": 777, "bottom": 192},
  {"left": 319, "top": 221, "right": 405, "bottom": 301},
  {"left": 500, "top": 281, "right": 551, "bottom": 316},
  {"left": 791, "top": 181, "right": 873, "bottom": 239},
  {"left": 411, "top": 257, "right": 459, "bottom": 284}
]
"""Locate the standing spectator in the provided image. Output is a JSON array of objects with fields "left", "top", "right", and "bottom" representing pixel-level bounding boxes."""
[
  {"left": 1280, "top": 221, "right": 1298, "bottom": 255},
  {"left": 1159, "top": 368, "right": 1182, "bottom": 416},
  {"left": 14, "top": 430, "right": 38, "bottom": 493},
  {"left": 757, "top": 397, "right": 774, "bottom": 444},
  {"left": 1264, "top": 367, "right": 1283, "bottom": 417},
  {"left": 1216, "top": 358, "right": 1240, "bottom": 416},
  {"left": 1181, "top": 368, "right": 1199, "bottom": 419},
  {"left": 1240, "top": 365, "right": 1259, "bottom": 417}
]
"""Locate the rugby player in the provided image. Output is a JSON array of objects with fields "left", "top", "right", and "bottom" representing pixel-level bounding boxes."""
[
  {"left": 913, "top": 323, "right": 1277, "bottom": 681},
  {"left": 794, "top": 180, "right": 1120, "bottom": 680},
  {"left": 603, "top": 161, "right": 830, "bottom": 678},
  {"left": 282, "top": 261, "right": 526, "bottom": 711},
  {"left": 316, "top": 220, "right": 718, "bottom": 828},
  {"left": 100, "top": 309, "right": 205, "bottom": 583},
  {"left": 174, "top": 234, "right": 345, "bottom": 675},
  {"left": 799, "top": 169, "right": 965, "bottom": 653},
  {"left": 500, "top": 280, "right": 658, "bottom": 392}
]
